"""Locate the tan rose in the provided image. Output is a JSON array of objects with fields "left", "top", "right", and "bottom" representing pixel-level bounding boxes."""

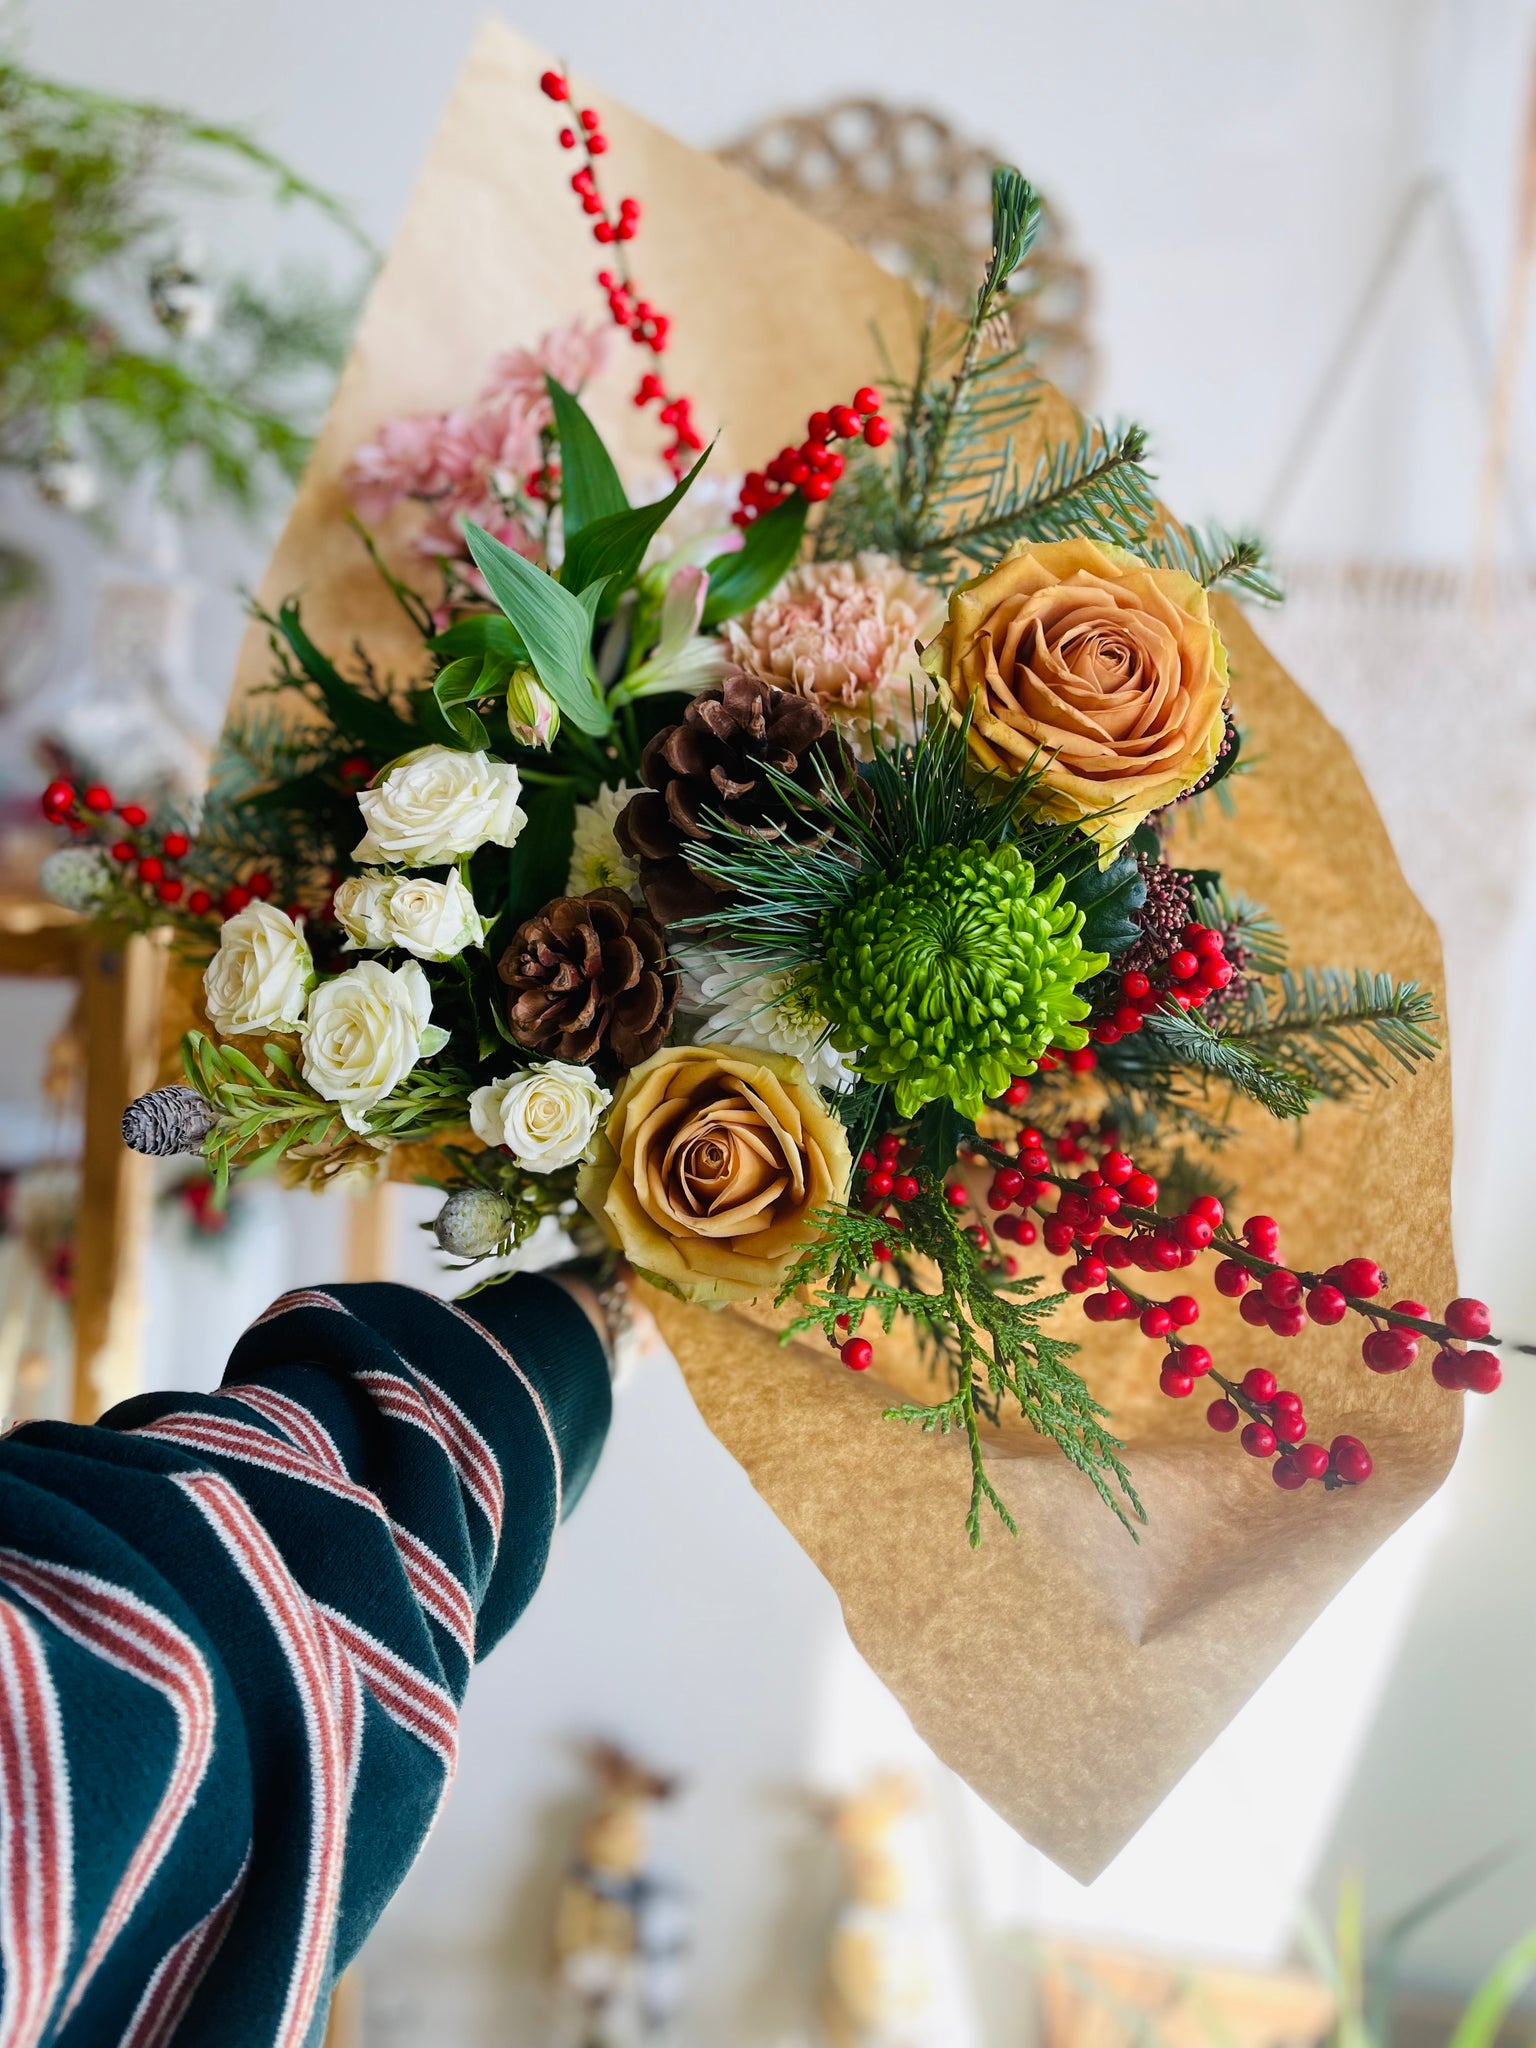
[
  {"left": 576, "top": 1044, "right": 851, "bottom": 1305},
  {"left": 922, "top": 536, "right": 1229, "bottom": 852}
]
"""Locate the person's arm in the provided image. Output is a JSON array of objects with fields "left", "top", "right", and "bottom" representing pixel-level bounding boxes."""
[{"left": 0, "top": 1271, "right": 609, "bottom": 2048}]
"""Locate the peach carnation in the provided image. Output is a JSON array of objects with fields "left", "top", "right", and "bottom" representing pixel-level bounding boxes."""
[{"left": 723, "top": 553, "right": 944, "bottom": 756}]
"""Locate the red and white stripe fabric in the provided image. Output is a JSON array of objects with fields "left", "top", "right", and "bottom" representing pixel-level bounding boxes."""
[
  {"left": 0, "top": 1554, "right": 215, "bottom": 2029},
  {"left": 0, "top": 1601, "right": 71, "bottom": 2048}
]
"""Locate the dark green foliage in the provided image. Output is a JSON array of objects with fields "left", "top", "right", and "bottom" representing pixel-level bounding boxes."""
[
  {"left": 701, "top": 495, "right": 808, "bottom": 625},
  {"left": 1065, "top": 852, "right": 1147, "bottom": 957},
  {"left": 779, "top": 1181, "right": 1143, "bottom": 1544},
  {"left": 543, "top": 373, "right": 628, "bottom": 537},
  {"left": 463, "top": 522, "right": 612, "bottom": 736}
]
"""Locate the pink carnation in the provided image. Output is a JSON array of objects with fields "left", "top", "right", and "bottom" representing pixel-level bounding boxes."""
[
  {"left": 480, "top": 318, "right": 613, "bottom": 435},
  {"left": 723, "top": 553, "right": 945, "bottom": 756}
]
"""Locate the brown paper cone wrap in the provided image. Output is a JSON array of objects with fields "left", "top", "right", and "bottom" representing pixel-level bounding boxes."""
[{"left": 215, "top": 23, "right": 1459, "bottom": 1878}]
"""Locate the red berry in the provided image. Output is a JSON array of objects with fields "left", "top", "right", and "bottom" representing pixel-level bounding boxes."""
[
  {"left": 579, "top": 106, "right": 600, "bottom": 130},
  {"left": 892, "top": 1174, "right": 920, "bottom": 1203},
  {"left": 1139, "top": 1305, "right": 1173, "bottom": 1339},
  {"left": 187, "top": 889, "right": 212, "bottom": 915},
  {"left": 1243, "top": 1215, "right": 1280, "bottom": 1256},
  {"left": 1066, "top": 1047, "right": 1097, "bottom": 1073},
  {"left": 841, "top": 1338, "right": 874, "bottom": 1371},
  {"left": 118, "top": 803, "right": 149, "bottom": 828},
  {"left": 1306, "top": 1284, "right": 1347, "bottom": 1325},
  {"left": 1273, "top": 1389, "right": 1303, "bottom": 1414},
  {"left": 1189, "top": 1194, "right": 1224, "bottom": 1228},
  {"left": 1160, "top": 1365, "right": 1195, "bottom": 1399},
  {"left": 1331, "top": 1441, "right": 1373, "bottom": 1484},
  {"left": 42, "top": 778, "right": 75, "bottom": 817},
  {"left": 1003, "top": 1079, "right": 1031, "bottom": 1106},
  {"left": 1099, "top": 1151, "right": 1134, "bottom": 1186},
  {"left": 82, "top": 784, "right": 112, "bottom": 812},
  {"left": 872, "top": 1241, "right": 893, "bottom": 1263},
  {"left": 1168, "top": 949, "right": 1199, "bottom": 980},
  {"left": 1242, "top": 1367, "right": 1278, "bottom": 1403},
  {"left": 1391, "top": 1299, "right": 1428, "bottom": 1320},
  {"left": 1295, "top": 1443, "right": 1331, "bottom": 1480},
  {"left": 1200, "top": 957, "right": 1234, "bottom": 990},
  {"left": 1151, "top": 1237, "right": 1183, "bottom": 1273},
  {"left": 853, "top": 386, "right": 881, "bottom": 415},
  {"left": 1214, "top": 1259, "right": 1251, "bottom": 1297},
  {"left": 967, "top": 1224, "right": 988, "bottom": 1248},
  {"left": 1083, "top": 1291, "right": 1112, "bottom": 1323},
  {"left": 162, "top": 831, "right": 190, "bottom": 859},
  {"left": 1123, "top": 1172, "right": 1159, "bottom": 1209},
  {"left": 1102, "top": 1289, "right": 1133, "bottom": 1320},
  {"left": 1337, "top": 1258, "right": 1383, "bottom": 1298},
  {"left": 1207, "top": 1398, "right": 1240, "bottom": 1433},
  {"left": 1016, "top": 1219, "right": 1038, "bottom": 1246},
  {"left": 1180, "top": 1344, "right": 1213, "bottom": 1376},
  {"left": 136, "top": 856, "right": 164, "bottom": 884},
  {"left": 540, "top": 69, "right": 569, "bottom": 99},
  {"left": 588, "top": 134, "right": 609, "bottom": 155},
  {"left": 1268, "top": 1307, "right": 1308, "bottom": 1339},
  {"left": 1274, "top": 1409, "right": 1307, "bottom": 1443},
  {"left": 1261, "top": 1269, "right": 1301, "bottom": 1309},
  {"left": 1121, "top": 971, "right": 1151, "bottom": 1000},
  {"left": 1043, "top": 1219, "right": 1076, "bottom": 1256},
  {"left": 1241, "top": 1422, "right": 1278, "bottom": 1458},
  {"left": 829, "top": 404, "right": 861, "bottom": 438},
  {"left": 156, "top": 878, "right": 183, "bottom": 904},
  {"left": 1444, "top": 1297, "right": 1491, "bottom": 1341},
  {"left": 559, "top": 127, "right": 577, "bottom": 147},
  {"left": 859, "top": 1151, "right": 878, "bottom": 1172},
  {"left": 1063, "top": 1264, "right": 1092, "bottom": 1294},
  {"left": 988, "top": 1167, "right": 1026, "bottom": 1206},
  {"left": 1240, "top": 1292, "right": 1271, "bottom": 1328},
  {"left": 864, "top": 1171, "right": 893, "bottom": 1199},
  {"left": 944, "top": 1183, "right": 968, "bottom": 1208},
  {"left": 1362, "top": 1328, "right": 1417, "bottom": 1373},
  {"left": 878, "top": 1133, "right": 901, "bottom": 1161},
  {"left": 1431, "top": 1349, "right": 1466, "bottom": 1389},
  {"left": 1079, "top": 1256, "right": 1107, "bottom": 1287},
  {"left": 1167, "top": 1295, "right": 1200, "bottom": 1328},
  {"left": 993, "top": 1213, "right": 1020, "bottom": 1242},
  {"left": 1273, "top": 1457, "right": 1308, "bottom": 1490},
  {"left": 863, "top": 417, "right": 891, "bottom": 447},
  {"left": 1460, "top": 1350, "right": 1502, "bottom": 1395},
  {"left": 222, "top": 885, "right": 251, "bottom": 915},
  {"left": 110, "top": 840, "right": 135, "bottom": 862},
  {"left": 1173, "top": 1213, "right": 1212, "bottom": 1250}
]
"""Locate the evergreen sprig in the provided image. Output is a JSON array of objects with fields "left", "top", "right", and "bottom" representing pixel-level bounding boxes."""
[
  {"left": 1142, "top": 521, "right": 1282, "bottom": 602},
  {"left": 1228, "top": 968, "right": 1440, "bottom": 1093},
  {"left": 778, "top": 1181, "right": 1144, "bottom": 1544}
]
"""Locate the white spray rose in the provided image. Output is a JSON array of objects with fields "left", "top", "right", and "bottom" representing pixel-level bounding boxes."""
[
  {"left": 468, "top": 1060, "right": 611, "bottom": 1172},
  {"left": 203, "top": 902, "right": 313, "bottom": 1037},
  {"left": 334, "top": 872, "right": 396, "bottom": 951},
  {"left": 353, "top": 745, "right": 527, "bottom": 866},
  {"left": 383, "top": 869, "right": 488, "bottom": 960},
  {"left": 300, "top": 959, "right": 450, "bottom": 1134}
]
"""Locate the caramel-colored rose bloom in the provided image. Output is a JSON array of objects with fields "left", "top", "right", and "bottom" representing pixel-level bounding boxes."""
[
  {"left": 922, "top": 536, "right": 1229, "bottom": 850},
  {"left": 576, "top": 1044, "right": 852, "bottom": 1305}
]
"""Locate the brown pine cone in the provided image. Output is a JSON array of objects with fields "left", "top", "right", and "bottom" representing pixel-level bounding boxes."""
[
  {"left": 613, "top": 673, "right": 862, "bottom": 926},
  {"left": 497, "top": 889, "right": 677, "bottom": 1073}
]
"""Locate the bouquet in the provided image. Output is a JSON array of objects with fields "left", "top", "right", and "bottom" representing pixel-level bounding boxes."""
[{"left": 43, "top": 64, "right": 1518, "bottom": 1559}]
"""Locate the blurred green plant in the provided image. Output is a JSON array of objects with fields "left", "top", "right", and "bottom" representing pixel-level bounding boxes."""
[
  {"left": 1301, "top": 1855, "right": 1536, "bottom": 2048},
  {"left": 0, "top": 52, "right": 370, "bottom": 516}
]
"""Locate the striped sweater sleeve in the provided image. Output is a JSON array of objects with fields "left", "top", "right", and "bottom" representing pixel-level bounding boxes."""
[{"left": 0, "top": 1273, "right": 610, "bottom": 2048}]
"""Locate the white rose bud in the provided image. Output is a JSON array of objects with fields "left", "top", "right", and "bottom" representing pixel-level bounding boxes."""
[
  {"left": 300, "top": 959, "right": 450, "bottom": 1134},
  {"left": 353, "top": 745, "right": 527, "bottom": 866},
  {"left": 506, "top": 664, "right": 561, "bottom": 749},
  {"left": 203, "top": 902, "right": 313, "bottom": 1037},
  {"left": 334, "top": 872, "right": 397, "bottom": 951},
  {"left": 468, "top": 1059, "right": 611, "bottom": 1173},
  {"left": 383, "top": 870, "right": 488, "bottom": 961}
]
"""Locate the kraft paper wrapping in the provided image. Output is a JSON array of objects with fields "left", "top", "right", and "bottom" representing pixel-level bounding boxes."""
[{"left": 215, "top": 22, "right": 1460, "bottom": 1878}]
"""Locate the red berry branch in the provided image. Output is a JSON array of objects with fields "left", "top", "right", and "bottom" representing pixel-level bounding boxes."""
[
  {"left": 539, "top": 68, "right": 702, "bottom": 476},
  {"left": 833, "top": 1095, "right": 1526, "bottom": 1498},
  {"left": 40, "top": 779, "right": 275, "bottom": 923},
  {"left": 733, "top": 389, "right": 892, "bottom": 529}
]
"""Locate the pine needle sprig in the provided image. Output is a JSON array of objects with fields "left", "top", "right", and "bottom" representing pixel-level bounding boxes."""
[
  {"left": 1117, "top": 1007, "right": 1318, "bottom": 1121},
  {"left": 1142, "top": 521, "right": 1283, "bottom": 603},
  {"left": 1227, "top": 968, "right": 1441, "bottom": 1093},
  {"left": 778, "top": 1182, "right": 1144, "bottom": 1545}
]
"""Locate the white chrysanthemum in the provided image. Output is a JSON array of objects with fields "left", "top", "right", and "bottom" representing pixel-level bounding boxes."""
[
  {"left": 689, "top": 958, "right": 854, "bottom": 1093},
  {"left": 567, "top": 782, "right": 641, "bottom": 898}
]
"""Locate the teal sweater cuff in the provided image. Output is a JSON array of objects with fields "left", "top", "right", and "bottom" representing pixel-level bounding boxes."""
[{"left": 464, "top": 1272, "right": 611, "bottom": 1515}]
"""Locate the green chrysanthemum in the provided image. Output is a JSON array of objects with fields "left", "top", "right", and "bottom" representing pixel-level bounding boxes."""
[{"left": 816, "top": 842, "right": 1107, "bottom": 1119}]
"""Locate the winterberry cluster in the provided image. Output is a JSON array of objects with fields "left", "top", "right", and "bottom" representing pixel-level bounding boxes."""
[
  {"left": 41, "top": 779, "right": 283, "bottom": 925},
  {"left": 539, "top": 68, "right": 702, "bottom": 474},
  {"left": 834, "top": 1107, "right": 1516, "bottom": 1500},
  {"left": 732, "top": 389, "right": 892, "bottom": 527},
  {"left": 1090, "top": 919, "right": 1233, "bottom": 1047}
]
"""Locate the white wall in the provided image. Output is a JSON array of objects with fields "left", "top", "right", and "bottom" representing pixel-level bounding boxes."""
[{"left": 19, "top": 0, "right": 1536, "bottom": 2029}]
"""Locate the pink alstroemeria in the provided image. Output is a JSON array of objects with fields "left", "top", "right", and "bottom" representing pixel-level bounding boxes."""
[{"left": 613, "top": 566, "right": 732, "bottom": 703}]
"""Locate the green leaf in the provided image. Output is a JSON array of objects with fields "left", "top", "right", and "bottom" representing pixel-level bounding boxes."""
[
  {"left": 545, "top": 374, "right": 630, "bottom": 541},
  {"left": 560, "top": 447, "right": 712, "bottom": 602},
  {"left": 273, "top": 603, "right": 420, "bottom": 758},
  {"left": 701, "top": 495, "right": 807, "bottom": 626},
  {"left": 428, "top": 614, "right": 527, "bottom": 663},
  {"left": 490, "top": 781, "right": 578, "bottom": 934},
  {"left": 462, "top": 523, "right": 611, "bottom": 736},
  {"left": 1064, "top": 852, "right": 1146, "bottom": 957},
  {"left": 431, "top": 656, "right": 492, "bottom": 749}
]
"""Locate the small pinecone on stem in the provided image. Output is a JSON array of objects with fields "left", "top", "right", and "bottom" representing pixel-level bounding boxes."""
[
  {"left": 614, "top": 673, "right": 861, "bottom": 926},
  {"left": 122, "top": 1085, "right": 217, "bottom": 1157},
  {"left": 498, "top": 888, "right": 676, "bottom": 1073}
]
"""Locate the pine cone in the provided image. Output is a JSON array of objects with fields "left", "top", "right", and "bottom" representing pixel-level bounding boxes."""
[
  {"left": 122, "top": 1085, "right": 217, "bottom": 1158},
  {"left": 498, "top": 889, "right": 676, "bottom": 1072},
  {"left": 614, "top": 673, "right": 861, "bottom": 926}
]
